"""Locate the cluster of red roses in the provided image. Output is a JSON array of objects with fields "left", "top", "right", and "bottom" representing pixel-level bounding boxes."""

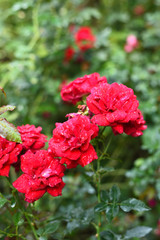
[
  {"left": 0, "top": 125, "right": 65, "bottom": 203},
  {"left": 61, "top": 73, "right": 147, "bottom": 137},
  {"left": 0, "top": 73, "right": 147, "bottom": 203},
  {"left": 64, "top": 26, "right": 96, "bottom": 62}
]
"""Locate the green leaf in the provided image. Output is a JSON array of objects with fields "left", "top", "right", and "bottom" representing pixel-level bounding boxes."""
[
  {"left": 0, "top": 193, "right": 8, "bottom": 208},
  {"left": 43, "top": 221, "right": 60, "bottom": 235},
  {"left": 109, "top": 185, "right": 121, "bottom": 202},
  {"left": 156, "top": 179, "right": 160, "bottom": 199},
  {"left": 67, "top": 220, "right": 80, "bottom": 233},
  {"left": 100, "top": 230, "right": 115, "bottom": 240},
  {"left": 98, "top": 167, "right": 114, "bottom": 175},
  {"left": 101, "top": 190, "right": 109, "bottom": 202},
  {"left": 106, "top": 206, "right": 113, "bottom": 223},
  {"left": 13, "top": 211, "right": 22, "bottom": 226},
  {"left": 0, "top": 105, "right": 16, "bottom": 115},
  {"left": 37, "top": 221, "right": 60, "bottom": 237},
  {"left": 124, "top": 226, "right": 152, "bottom": 239},
  {"left": 112, "top": 205, "right": 119, "bottom": 217},
  {"left": 94, "top": 203, "right": 108, "bottom": 212},
  {"left": 120, "top": 198, "right": 150, "bottom": 212},
  {"left": 105, "top": 205, "right": 119, "bottom": 223},
  {"left": 0, "top": 118, "right": 22, "bottom": 143}
]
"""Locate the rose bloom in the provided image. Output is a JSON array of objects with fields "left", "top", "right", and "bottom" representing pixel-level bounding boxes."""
[
  {"left": 17, "top": 124, "right": 47, "bottom": 152},
  {"left": 48, "top": 115, "right": 99, "bottom": 168},
  {"left": 13, "top": 150, "right": 65, "bottom": 203},
  {"left": 127, "top": 35, "right": 139, "bottom": 48},
  {"left": 64, "top": 46, "right": 75, "bottom": 62},
  {"left": 74, "top": 26, "right": 96, "bottom": 51},
  {"left": 0, "top": 136, "right": 22, "bottom": 176},
  {"left": 124, "top": 44, "right": 134, "bottom": 53},
  {"left": 124, "top": 35, "right": 139, "bottom": 53},
  {"left": 61, "top": 72, "right": 107, "bottom": 104},
  {"left": 87, "top": 82, "right": 147, "bottom": 136},
  {"left": 133, "top": 5, "right": 145, "bottom": 16}
]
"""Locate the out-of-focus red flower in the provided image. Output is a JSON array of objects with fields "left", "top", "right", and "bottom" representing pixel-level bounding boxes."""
[
  {"left": 126, "top": 35, "right": 139, "bottom": 48},
  {"left": 148, "top": 198, "right": 157, "bottom": 208},
  {"left": 17, "top": 124, "right": 47, "bottom": 152},
  {"left": 42, "top": 111, "right": 52, "bottom": 119},
  {"left": 48, "top": 115, "right": 99, "bottom": 169},
  {"left": 124, "top": 35, "right": 139, "bottom": 53},
  {"left": 74, "top": 27, "right": 96, "bottom": 51},
  {"left": 13, "top": 150, "right": 65, "bottom": 202},
  {"left": 61, "top": 72, "right": 107, "bottom": 104},
  {"left": 0, "top": 136, "right": 22, "bottom": 176},
  {"left": 64, "top": 47, "right": 75, "bottom": 62},
  {"left": 133, "top": 5, "right": 145, "bottom": 16},
  {"left": 87, "top": 82, "right": 147, "bottom": 137},
  {"left": 124, "top": 44, "right": 134, "bottom": 53}
]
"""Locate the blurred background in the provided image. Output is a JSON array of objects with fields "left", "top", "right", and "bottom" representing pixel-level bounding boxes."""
[{"left": 0, "top": 0, "right": 160, "bottom": 239}]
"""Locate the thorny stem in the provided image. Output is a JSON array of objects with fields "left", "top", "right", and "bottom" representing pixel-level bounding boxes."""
[
  {"left": 95, "top": 135, "right": 113, "bottom": 240},
  {"left": 96, "top": 156, "right": 101, "bottom": 240},
  {"left": 24, "top": 213, "right": 39, "bottom": 240}
]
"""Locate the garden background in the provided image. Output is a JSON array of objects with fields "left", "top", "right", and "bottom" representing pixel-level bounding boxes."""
[{"left": 0, "top": 0, "right": 160, "bottom": 239}]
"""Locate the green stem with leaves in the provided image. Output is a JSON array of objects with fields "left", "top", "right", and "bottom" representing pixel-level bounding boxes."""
[
  {"left": 95, "top": 134, "right": 113, "bottom": 240},
  {"left": 6, "top": 178, "right": 39, "bottom": 240},
  {"left": 96, "top": 156, "right": 101, "bottom": 240}
]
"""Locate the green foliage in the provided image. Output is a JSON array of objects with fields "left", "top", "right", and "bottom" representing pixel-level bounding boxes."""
[
  {"left": 0, "top": 193, "right": 8, "bottom": 208},
  {"left": 124, "top": 226, "right": 152, "bottom": 239},
  {"left": 120, "top": 198, "right": 150, "bottom": 212}
]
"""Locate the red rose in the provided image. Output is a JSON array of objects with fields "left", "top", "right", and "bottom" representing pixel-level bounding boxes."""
[
  {"left": 124, "top": 35, "right": 139, "bottom": 53},
  {"left": 0, "top": 136, "right": 22, "bottom": 176},
  {"left": 17, "top": 124, "right": 47, "bottom": 152},
  {"left": 61, "top": 73, "right": 107, "bottom": 104},
  {"left": 122, "top": 110, "right": 147, "bottom": 137},
  {"left": 87, "top": 82, "right": 147, "bottom": 136},
  {"left": 74, "top": 26, "right": 96, "bottom": 51},
  {"left": 64, "top": 47, "right": 75, "bottom": 62},
  {"left": 48, "top": 115, "right": 99, "bottom": 168},
  {"left": 13, "top": 150, "right": 65, "bottom": 203},
  {"left": 133, "top": 5, "right": 145, "bottom": 16}
]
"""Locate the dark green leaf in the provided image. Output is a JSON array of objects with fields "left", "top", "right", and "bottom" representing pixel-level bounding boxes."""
[
  {"left": 124, "top": 226, "right": 152, "bottom": 239},
  {"left": 0, "top": 194, "right": 8, "bottom": 208},
  {"left": 67, "top": 220, "right": 80, "bottom": 233},
  {"left": 94, "top": 203, "right": 108, "bottom": 212},
  {"left": 100, "top": 230, "right": 115, "bottom": 240},
  {"left": 106, "top": 206, "right": 113, "bottom": 223},
  {"left": 156, "top": 179, "right": 160, "bottom": 200},
  {"left": 112, "top": 205, "right": 119, "bottom": 217},
  {"left": 101, "top": 190, "right": 109, "bottom": 203},
  {"left": 13, "top": 211, "right": 22, "bottom": 226},
  {"left": 109, "top": 185, "right": 121, "bottom": 202},
  {"left": 120, "top": 198, "right": 150, "bottom": 212},
  {"left": 105, "top": 205, "right": 119, "bottom": 223},
  {"left": 98, "top": 167, "right": 114, "bottom": 175},
  {"left": 44, "top": 221, "right": 59, "bottom": 235}
]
